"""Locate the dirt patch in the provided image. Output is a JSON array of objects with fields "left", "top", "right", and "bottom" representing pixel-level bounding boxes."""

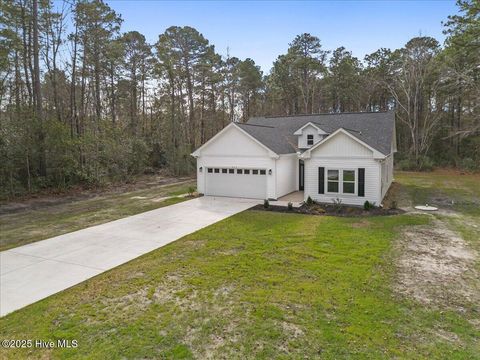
[
  {"left": 351, "top": 220, "right": 372, "bottom": 228},
  {"left": 394, "top": 218, "right": 480, "bottom": 311},
  {"left": 433, "top": 328, "right": 462, "bottom": 344},
  {"left": 280, "top": 321, "right": 304, "bottom": 339},
  {"left": 0, "top": 175, "right": 193, "bottom": 215}
]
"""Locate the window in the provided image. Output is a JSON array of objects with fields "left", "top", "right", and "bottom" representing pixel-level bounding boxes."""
[
  {"left": 222, "top": 169, "right": 227, "bottom": 174},
  {"left": 307, "top": 134, "right": 314, "bottom": 146},
  {"left": 214, "top": 168, "right": 220, "bottom": 173},
  {"left": 252, "top": 169, "right": 259, "bottom": 175},
  {"left": 229, "top": 169, "right": 234, "bottom": 174},
  {"left": 326, "top": 169, "right": 357, "bottom": 194},
  {"left": 343, "top": 170, "right": 355, "bottom": 194},
  {"left": 208, "top": 168, "right": 213, "bottom": 173},
  {"left": 260, "top": 169, "right": 266, "bottom": 175},
  {"left": 244, "top": 169, "right": 250, "bottom": 174},
  {"left": 237, "top": 169, "right": 243, "bottom": 174},
  {"left": 327, "top": 170, "right": 339, "bottom": 193}
]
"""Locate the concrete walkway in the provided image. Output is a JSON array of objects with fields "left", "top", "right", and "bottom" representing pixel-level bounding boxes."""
[{"left": 0, "top": 196, "right": 259, "bottom": 316}]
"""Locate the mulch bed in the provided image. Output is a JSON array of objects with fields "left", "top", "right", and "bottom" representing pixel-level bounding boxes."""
[{"left": 252, "top": 203, "right": 404, "bottom": 217}]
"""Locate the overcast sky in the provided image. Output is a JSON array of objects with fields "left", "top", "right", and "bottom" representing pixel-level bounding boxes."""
[{"left": 81, "top": 0, "right": 459, "bottom": 73}]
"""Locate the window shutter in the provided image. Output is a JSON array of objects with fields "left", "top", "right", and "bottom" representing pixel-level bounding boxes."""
[
  {"left": 318, "top": 167, "right": 325, "bottom": 194},
  {"left": 358, "top": 168, "right": 365, "bottom": 197}
]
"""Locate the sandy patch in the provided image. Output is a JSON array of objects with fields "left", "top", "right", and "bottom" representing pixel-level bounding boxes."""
[
  {"left": 394, "top": 218, "right": 479, "bottom": 310},
  {"left": 351, "top": 220, "right": 372, "bottom": 228}
]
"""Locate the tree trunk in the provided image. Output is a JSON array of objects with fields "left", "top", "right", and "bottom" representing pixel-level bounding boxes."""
[
  {"left": 33, "top": 0, "right": 46, "bottom": 177},
  {"left": 70, "top": 21, "right": 79, "bottom": 138}
]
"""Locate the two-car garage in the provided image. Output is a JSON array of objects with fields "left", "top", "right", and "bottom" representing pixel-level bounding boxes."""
[{"left": 205, "top": 167, "right": 267, "bottom": 199}]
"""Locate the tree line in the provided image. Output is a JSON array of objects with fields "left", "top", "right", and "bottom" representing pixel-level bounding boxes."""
[{"left": 0, "top": 0, "right": 478, "bottom": 197}]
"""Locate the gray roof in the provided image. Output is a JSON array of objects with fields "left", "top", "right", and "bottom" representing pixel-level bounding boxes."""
[{"left": 237, "top": 111, "right": 395, "bottom": 155}]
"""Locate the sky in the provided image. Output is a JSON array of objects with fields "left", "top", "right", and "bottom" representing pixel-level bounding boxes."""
[{"left": 80, "top": 0, "right": 459, "bottom": 73}]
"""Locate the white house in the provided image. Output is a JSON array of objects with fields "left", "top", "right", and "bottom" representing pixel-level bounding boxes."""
[{"left": 191, "top": 111, "right": 396, "bottom": 206}]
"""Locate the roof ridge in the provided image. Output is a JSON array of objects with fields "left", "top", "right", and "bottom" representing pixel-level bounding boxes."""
[
  {"left": 340, "top": 127, "right": 362, "bottom": 134},
  {"left": 237, "top": 123, "right": 275, "bottom": 129},
  {"left": 264, "top": 110, "right": 389, "bottom": 119}
]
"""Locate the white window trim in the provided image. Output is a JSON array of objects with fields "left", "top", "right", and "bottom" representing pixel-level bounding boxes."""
[
  {"left": 325, "top": 168, "right": 357, "bottom": 196},
  {"left": 307, "top": 134, "right": 314, "bottom": 146}
]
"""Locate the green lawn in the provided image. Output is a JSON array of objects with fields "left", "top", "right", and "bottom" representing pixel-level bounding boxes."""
[
  {"left": 395, "top": 170, "right": 480, "bottom": 217},
  {"left": 395, "top": 170, "right": 480, "bottom": 249},
  {"left": 0, "top": 180, "right": 195, "bottom": 251},
  {"left": 1, "top": 171, "right": 479, "bottom": 359}
]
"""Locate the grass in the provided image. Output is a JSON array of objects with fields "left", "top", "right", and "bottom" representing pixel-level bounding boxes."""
[
  {"left": 1, "top": 171, "right": 479, "bottom": 358},
  {"left": 395, "top": 170, "right": 480, "bottom": 217},
  {"left": 395, "top": 170, "right": 480, "bottom": 250},
  {"left": 0, "top": 180, "right": 195, "bottom": 251}
]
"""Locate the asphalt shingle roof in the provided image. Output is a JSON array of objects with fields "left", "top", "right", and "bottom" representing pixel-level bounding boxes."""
[{"left": 237, "top": 111, "right": 395, "bottom": 155}]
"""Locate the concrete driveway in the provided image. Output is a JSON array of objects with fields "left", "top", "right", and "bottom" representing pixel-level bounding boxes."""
[{"left": 0, "top": 196, "right": 259, "bottom": 316}]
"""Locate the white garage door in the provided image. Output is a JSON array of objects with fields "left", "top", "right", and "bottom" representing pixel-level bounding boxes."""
[{"left": 205, "top": 167, "right": 267, "bottom": 199}]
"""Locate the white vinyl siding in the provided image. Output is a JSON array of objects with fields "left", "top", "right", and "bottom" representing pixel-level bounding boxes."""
[
  {"left": 312, "top": 131, "right": 373, "bottom": 157},
  {"left": 297, "top": 124, "right": 326, "bottom": 149},
  {"left": 304, "top": 158, "right": 381, "bottom": 206},
  {"left": 303, "top": 130, "right": 384, "bottom": 206},
  {"left": 380, "top": 153, "right": 394, "bottom": 199},
  {"left": 196, "top": 125, "right": 277, "bottom": 199},
  {"left": 275, "top": 154, "right": 297, "bottom": 198}
]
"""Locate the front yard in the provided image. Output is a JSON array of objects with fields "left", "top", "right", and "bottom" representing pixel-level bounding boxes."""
[
  {"left": 0, "top": 178, "right": 195, "bottom": 251},
  {"left": 0, "top": 171, "right": 479, "bottom": 359}
]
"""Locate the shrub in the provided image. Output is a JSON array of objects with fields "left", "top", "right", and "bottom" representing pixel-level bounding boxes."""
[
  {"left": 390, "top": 200, "right": 398, "bottom": 210},
  {"left": 306, "top": 196, "right": 314, "bottom": 206},
  {"left": 263, "top": 199, "right": 269, "bottom": 209},
  {"left": 397, "top": 159, "right": 416, "bottom": 171},
  {"left": 364, "top": 200, "right": 371, "bottom": 210},
  {"left": 396, "top": 156, "right": 434, "bottom": 171},
  {"left": 187, "top": 186, "right": 196, "bottom": 196},
  {"left": 287, "top": 202, "right": 293, "bottom": 211},
  {"left": 331, "top": 197, "right": 343, "bottom": 213},
  {"left": 418, "top": 156, "right": 434, "bottom": 171},
  {"left": 364, "top": 200, "right": 377, "bottom": 210},
  {"left": 460, "top": 157, "right": 479, "bottom": 172}
]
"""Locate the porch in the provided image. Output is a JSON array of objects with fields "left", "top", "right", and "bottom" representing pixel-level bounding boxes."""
[{"left": 271, "top": 191, "right": 305, "bottom": 208}]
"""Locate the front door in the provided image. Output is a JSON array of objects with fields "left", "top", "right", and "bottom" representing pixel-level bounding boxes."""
[{"left": 299, "top": 160, "right": 304, "bottom": 191}]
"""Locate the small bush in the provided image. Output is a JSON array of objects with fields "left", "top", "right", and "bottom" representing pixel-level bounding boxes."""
[
  {"left": 287, "top": 202, "right": 293, "bottom": 211},
  {"left": 363, "top": 200, "right": 371, "bottom": 211},
  {"left": 187, "top": 186, "right": 196, "bottom": 196},
  {"left": 364, "top": 200, "right": 377, "bottom": 210},
  {"left": 306, "top": 196, "right": 314, "bottom": 206},
  {"left": 397, "top": 159, "right": 416, "bottom": 171},
  {"left": 460, "top": 157, "right": 479, "bottom": 172},
  {"left": 390, "top": 200, "right": 398, "bottom": 210},
  {"left": 396, "top": 156, "right": 434, "bottom": 171},
  {"left": 331, "top": 197, "right": 343, "bottom": 213},
  {"left": 418, "top": 156, "right": 434, "bottom": 171},
  {"left": 364, "top": 201, "right": 377, "bottom": 210},
  {"left": 264, "top": 199, "right": 270, "bottom": 209}
]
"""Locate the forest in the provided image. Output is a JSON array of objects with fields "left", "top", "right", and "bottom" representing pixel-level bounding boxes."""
[{"left": 0, "top": 0, "right": 478, "bottom": 198}]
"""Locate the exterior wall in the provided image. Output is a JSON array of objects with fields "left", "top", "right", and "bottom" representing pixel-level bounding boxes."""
[
  {"left": 195, "top": 126, "right": 277, "bottom": 199},
  {"left": 304, "top": 157, "right": 381, "bottom": 206},
  {"left": 298, "top": 124, "right": 325, "bottom": 149},
  {"left": 304, "top": 133, "right": 381, "bottom": 206},
  {"left": 380, "top": 153, "right": 394, "bottom": 200},
  {"left": 201, "top": 125, "right": 270, "bottom": 157},
  {"left": 311, "top": 131, "right": 373, "bottom": 157},
  {"left": 275, "top": 154, "right": 297, "bottom": 198},
  {"left": 197, "top": 156, "right": 276, "bottom": 199}
]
